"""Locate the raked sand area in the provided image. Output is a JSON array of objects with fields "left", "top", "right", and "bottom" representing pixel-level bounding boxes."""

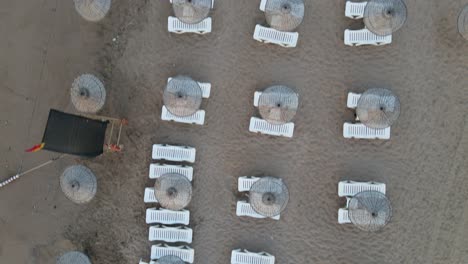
[{"left": 1, "top": 0, "right": 467, "bottom": 263}]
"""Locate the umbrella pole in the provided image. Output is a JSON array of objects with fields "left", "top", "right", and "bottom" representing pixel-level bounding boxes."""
[{"left": 0, "top": 154, "right": 67, "bottom": 189}]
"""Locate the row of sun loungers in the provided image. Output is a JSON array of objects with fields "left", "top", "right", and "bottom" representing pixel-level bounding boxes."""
[
  {"left": 167, "top": 0, "right": 393, "bottom": 48},
  {"left": 142, "top": 144, "right": 197, "bottom": 263}
]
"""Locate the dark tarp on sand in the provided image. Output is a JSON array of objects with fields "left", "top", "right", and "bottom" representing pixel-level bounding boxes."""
[{"left": 42, "top": 109, "right": 108, "bottom": 157}]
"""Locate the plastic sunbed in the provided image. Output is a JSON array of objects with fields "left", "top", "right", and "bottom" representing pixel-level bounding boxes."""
[
  {"left": 236, "top": 200, "right": 280, "bottom": 220},
  {"left": 344, "top": 28, "right": 392, "bottom": 46},
  {"left": 146, "top": 208, "right": 190, "bottom": 225},
  {"left": 346, "top": 92, "right": 361, "bottom": 109},
  {"left": 149, "top": 163, "right": 193, "bottom": 181},
  {"left": 338, "top": 180, "right": 386, "bottom": 197},
  {"left": 249, "top": 117, "right": 294, "bottom": 138},
  {"left": 345, "top": 1, "right": 367, "bottom": 19},
  {"left": 168, "top": 17, "right": 212, "bottom": 34},
  {"left": 231, "top": 248, "right": 275, "bottom": 264},
  {"left": 238, "top": 176, "right": 261, "bottom": 192},
  {"left": 152, "top": 144, "right": 196, "bottom": 163},
  {"left": 343, "top": 123, "right": 391, "bottom": 139},
  {"left": 338, "top": 208, "right": 352, "bottom": 224},
  {"left": 144, "top": 187, "right": 158, "bottom": 203},
  {"left": 161, "top": 106, "right": 205, "bottom": 125},
  {"left": 149, "top": 225, "right": 193, "bottom": 243},
  {"left": 259, "top": 0, "right": 267, "bottom": 11},
  {"left": 151, "top": 244, "right": 195, "bottom": 263},
  {"left": 253, "top": 25, "right": 299, "bottom": 48}
]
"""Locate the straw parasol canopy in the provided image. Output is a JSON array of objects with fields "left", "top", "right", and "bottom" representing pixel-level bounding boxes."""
[
  {"left": 258, "top": 85, "right": 299, "bottom": 125},
  {"left": 364, "top": 0, "right": 407, "bottom": 36},
  {"left": 60, "top": 165, "right": 97, "bottom": 204},
  {"left": 74, "top": 0, "right": 111, "bottom": 22},
  {"left": 71, "top": 74, "right": 106, "bottom": 113},
  {"left": 163, "top": 76, "right": 202, "bottom": 117},
  {"left": 154, "top": 173, "right": 192, "bottom": 210},
  {"left": 265, "top": 0, "right": 305, "bottom": 31},
  {"left": 348, "top": 191, "right": 392, "bottom": 232},
  {"left": 249, "top": 177, "right": 289, "bottom": 217},
  {"left": 57, "top": 251, "right": 91, "bottom": 264},
  {"left": 172, "top": 0, "right": 211, "bottom": 24},
  {"left": 356, "top": 88, "right": 400, "bottom": 129},
  {"left": 458, "top": 5, "right": 468, "bottom": 40},
  {"left": 156, "top": 256, "right": 185, "bottom": 264}
]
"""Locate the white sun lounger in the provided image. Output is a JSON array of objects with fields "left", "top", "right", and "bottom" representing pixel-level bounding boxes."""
[
  {"left": 343, "top": 123, "right": 391, "bottom": 139},
  {"left": 149, "top": 225, "right": 193, "bottom": 243},
  {"left": 152, "top": 144, "right": 196, "bottom": 163},
  {"left": 168, "top": 16, "right": 212, "bottom": 34},
  {"left": 338, "top": 208, "right": 352, "bottom": 224},
  {"left": 259, "top": 0, "right": 267, "bottom": 11},
  {"left": 344, "top": 28, "right": 392, "bottom": 46},
  {"left": 238, "top": 176, "right": 261, "bottom": 192},
  {"left": 144, "top": 187, "right": 158, "bottom": 203},
  {"left": 253, "top": 25, "right": 299, "bottom": 48},
  {"left": 146, "top": 208, "right": 190, "bottom": 225},
  {"left": 345, "top": 1, "right": 367, "bottom": 19},
  {"left": 236, "top": 201, "right": 280, "bottom": 220},
  {"left": 249, "top": 117, "right": 294, "bottom": 138},
  {"left": 346, "top": 92, "right": 361, "bottom": 109},
  {"left": 161, "top": 106, "right": 206, "bottom": 125},
  {"left": 170, "top": 0, "right": 214, "bottom": 8},
  {"left": 151, "top": 244, "right": 195, "bottom": 263},
  {"left": 231, "top": 249, "right": 275, "bottom": 264},
  {"left": 149, "top": 164, "right": 193, "bottom": 181},
  {"left": 338, "top": 180, "right": 386, "bottom": 197},
  {"left": 168, "top": 77, "right": 211, "bottom": 99}
]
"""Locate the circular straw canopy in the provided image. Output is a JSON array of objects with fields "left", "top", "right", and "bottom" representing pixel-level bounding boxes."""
[
  {"left": 265, "top": 0, "right": 305, "bottom": 31},
  {"left": 364, "top": 0, "right": 407, "bottom": 36},
  {"left": 74, "top": 0, "right": 111, "bottom": 22},
  {"left": 348, "top": 191, "right": 392, "bottom": 232},
  {"left": 154, "top": 173, "right": 192, "bottom": 210},
  {"left": 356, "top": 88, "right": 400, "bottom": 129},
  {"left": 60, "top": 165, "right": 97, "bottom": 204},
  {"left": 156, "top": 256, "right": 185, "bottom": 264},
  {"left": 172, "top": 0, "right": 211, "bottom": 24},
  {"left": 163, "top": 76, "right": 202, "bottom": 117},
  {"left": 259, "top": 85, "right": 299, "bottom": 125},
  {"left": 71, "top": 74, "right": 106, "bottom": 113},
  {"left": 249, "top": 177, "right": 289, "bottom": 217},
  {"left": 458, "top": 5, "right": 468, "bottom": 40},
  {"left": 57, "top": 251, "right": 91, "bottom": 264}
]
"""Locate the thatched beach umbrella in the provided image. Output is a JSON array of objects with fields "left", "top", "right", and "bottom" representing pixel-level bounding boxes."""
[
  {"left": 60, "top": 165, "right": 97, "bottom": 204},
  {"left": 154, "top": 173, "right": 192, "bottom": 210},
  {"left": 163, "top": 76, "right": 202, "bottom": 117},
  {"left": 348, "top": 191, "right": 392, "bottom": 232},
  {"left": 364, "top": 0, "right": 407, "bottom": 36},
  {"left": 249, "top": 177, "right": 289, "bottom": 217},
  {"left": 356, "top": 88, "right": 400, "bottom": 129},
  {"left": 259, "top": 85, "right": 299, "bottom": 125},
  {"left": 74, "top": 0, "right": 111, "bottom": 22},
  {"left": 57, "top": 251, "right": 91, "bottom": 264},
  {"left": 265, "top": 0, "right": 305, "bottom": 31},
  {"left": 172, "top": 0, "right": 211, "bottom": 24},
  {"left": 71, "top": 74, "right": 106, "bottom": 113},
  {"left": 156, "top": 256, "right": 185, "bottom": 264},
  {"left": 458, "top": 5, "right": 468, "bottom": 40}
]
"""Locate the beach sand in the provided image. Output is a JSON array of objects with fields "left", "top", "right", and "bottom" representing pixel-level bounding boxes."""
[{"left": 0, "top": 0, "right": 467, "bottom": 263}]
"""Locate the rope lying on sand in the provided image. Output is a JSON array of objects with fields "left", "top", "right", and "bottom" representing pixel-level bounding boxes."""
[{"left": 0, "top": 154, "right": 66, "bottom": 188}]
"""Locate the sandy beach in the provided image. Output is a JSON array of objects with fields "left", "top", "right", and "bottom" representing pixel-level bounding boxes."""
[{"left": 0, "top": 0, "right": 467, "bottom": 263}]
